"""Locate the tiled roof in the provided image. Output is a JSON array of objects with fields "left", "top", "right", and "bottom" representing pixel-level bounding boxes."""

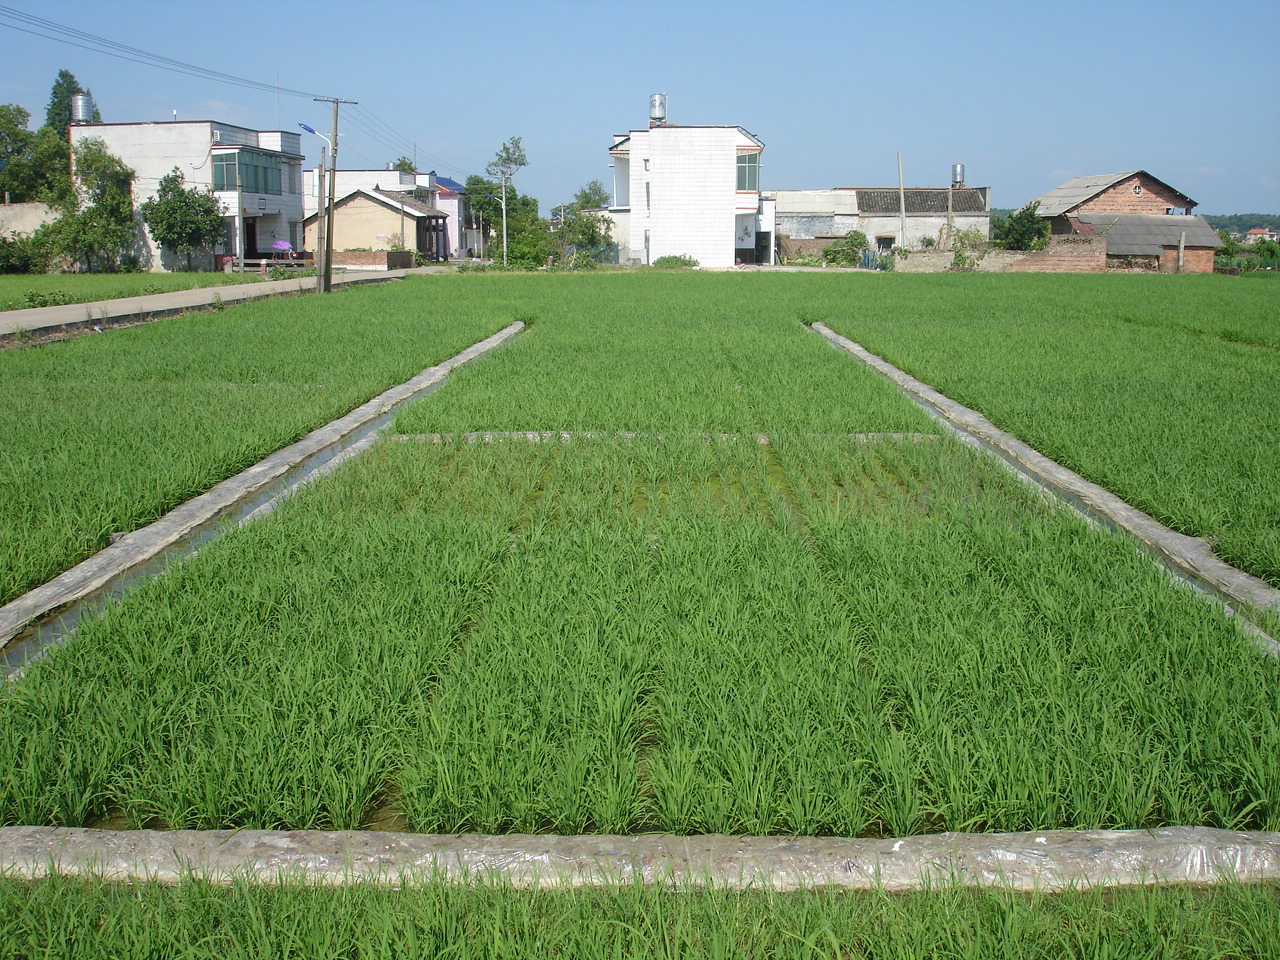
[
  {"left": 372, "top": 189, "right": 447, "bottom": 218},
  {"left": 435, "top": 176, "right": 467, "bottom": 193},
  {"left": 856, "top": 188, "right": 988, "bottom": 215},
  {"left": 1072, "top": 213, "right": 1222, "bottom": 254}
]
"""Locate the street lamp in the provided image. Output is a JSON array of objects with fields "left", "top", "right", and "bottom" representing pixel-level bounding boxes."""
[
  {"left": 486, "top": 186, "right": 508, "bottom": 267},
  {"left": 298, "top": 123, "right": 331, "bottom": 292}
]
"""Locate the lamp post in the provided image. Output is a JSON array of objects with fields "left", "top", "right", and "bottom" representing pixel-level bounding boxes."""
[
  {"left": 486, "top": 184, "right": 508, "bottom": 267},
  {"left": 298, "top": 123, "right": 330, "bottom": 292}
]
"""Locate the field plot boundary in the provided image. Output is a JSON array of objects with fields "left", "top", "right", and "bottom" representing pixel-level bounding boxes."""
[
  {"left": 2, "top": 826, "right": 1278, "bottom": 892},
  {"left": 811, "top": 322, "right": 1280, "bottom": 623},
  {"left": 394, "top": 431, "right": 939, "bottom": 445},
  {"left": 0, "top": 321, "right": 525, "bottom": 653}
]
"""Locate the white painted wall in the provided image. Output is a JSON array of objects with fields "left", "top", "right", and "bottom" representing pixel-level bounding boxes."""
[
  {"left": 71, "top": 121, "right": 303, "bottom": 270},
  {"left": 610, "top": 125, "right": 764, "bottom": 268}
]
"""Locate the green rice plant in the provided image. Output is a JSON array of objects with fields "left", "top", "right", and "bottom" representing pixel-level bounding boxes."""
[
  {"left": 0, "top": 271, "right": 264, "bottom": 312},
  {"left": 0, "top": 277, "right": 506, "bottom": 603},
  {"left": 818, "top": 272, "right": 1280, "bottom": 585},
  {"left": 0, "top": 874, "right": 1277, "bottom": 959},
  {"left": 3, "top": 274, "right": 1278, "bottom": 839}
]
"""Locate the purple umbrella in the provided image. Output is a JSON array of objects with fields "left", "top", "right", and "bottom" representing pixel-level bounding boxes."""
[{"left": 272, "top": 239, "right": 293, "bottom": 260}]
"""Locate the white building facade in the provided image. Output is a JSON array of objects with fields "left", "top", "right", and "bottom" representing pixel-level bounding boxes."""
[
  {"left": 71, "top": 121, "right": 305, "bottom": 270},
  {"left": 608, "top": 121, "right": 774, "bottom": 268}
]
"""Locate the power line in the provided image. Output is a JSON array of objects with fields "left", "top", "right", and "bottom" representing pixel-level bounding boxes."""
[{"left": 0, "top": 4, "right": 470, "bottom": 175}]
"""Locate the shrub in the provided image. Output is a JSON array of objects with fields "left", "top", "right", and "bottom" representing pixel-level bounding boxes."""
[
  {"left": 652, "top": 254, "right": 699, "bottom": 269},
  {"left": 821, "top": 231, "right": 870, "bottom": 266},
  {"left": 992, "top": 202, "right": 1050, "bottom": 251}
]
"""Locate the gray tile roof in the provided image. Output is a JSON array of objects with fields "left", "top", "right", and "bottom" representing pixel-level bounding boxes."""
[
  {"left": 1073, "top": 213, "right": 1222, "bottom": 254},
  {"left": 856, "top": 188, "right": 988, "bottom": 215},
  {"left": 373, "top": 189, "right": 446, "bottom": 218}
]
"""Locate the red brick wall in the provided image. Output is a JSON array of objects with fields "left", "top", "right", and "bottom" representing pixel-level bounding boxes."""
[
  {"left": 1001, "top": 235, "right": 1106, "bottom": 273},
  {"left": 1158, "top": 246, "right": 1215, "bottom": 274},
  {"left": 1074, "top": 174, "right": 1192, "bottom": 215},
  {"left": 331, "top": 251, "right": 414, "bottom": 269}
]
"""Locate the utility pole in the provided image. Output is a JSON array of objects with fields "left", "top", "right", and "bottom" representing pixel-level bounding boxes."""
[
  {"left": 315, "top": 146, "right": 327, "bottom": 293},
  {"left": 313, "top": 96, "right": 357, "bottom": 292},
  {"left": 499, "top": 172, "right": 509, "bottom": 267}
]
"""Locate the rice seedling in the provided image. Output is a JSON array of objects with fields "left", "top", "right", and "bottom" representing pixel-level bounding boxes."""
[
  {"left": 0, "top": 271, "right": 263, "bottom": 313},
  {"left": 817, "top": 272, "right": 1280, "bottom": 586},
  {"left": 0, "top": 873, "right": 1276, "bottom": 959},
  {"left": 0, "top": 277, "right": 506, "bottom": 603},
  {"left": 3, "top": 272, "right": 1277, "bottom": 841}
]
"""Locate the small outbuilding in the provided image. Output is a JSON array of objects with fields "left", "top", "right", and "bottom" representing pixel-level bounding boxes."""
[{"left": 303, "top": 188, "right": 449, "bottom": 263}]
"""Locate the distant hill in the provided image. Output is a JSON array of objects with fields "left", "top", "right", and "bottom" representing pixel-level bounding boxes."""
[
  {"left": 991, "top": 210, "right": 1275, "bottom": 232},
  {"left": 1201, "top": 214, "right": 1278, "bottom": 233}
]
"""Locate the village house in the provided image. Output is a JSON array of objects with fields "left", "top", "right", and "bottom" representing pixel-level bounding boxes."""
[
  {"left": 606, "top": 95, "right": 774, "bottom": 268},
  {"left": 1030, "top": 171, "right": 1220, "bottom": 273},
  {"left": 766, "top": 170, "right": 991, "bottom": 259},
  {"left": 70, "top": 120, "right": 305, "bottom": 270}
]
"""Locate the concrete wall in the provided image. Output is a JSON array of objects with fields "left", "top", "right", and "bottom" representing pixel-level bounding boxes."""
[
  {"left": 303, "top": 194, "right": 424, "bottom": 253},
  {"left": 0, "top": 202, "right": 55, "bottom": 238}
]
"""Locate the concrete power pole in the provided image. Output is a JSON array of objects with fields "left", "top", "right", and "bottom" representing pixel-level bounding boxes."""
[{"left": 313, "top": 96, "right": 358, "bottom": 292}]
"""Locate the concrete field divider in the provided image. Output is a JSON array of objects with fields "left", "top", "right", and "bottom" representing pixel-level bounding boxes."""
[
  {"left": 0, "top": 321, "right": 525, "bottom": 653},
  {"left": 811, "top": 322, "right": 1280, "bottom": 628},
  {"left": 1, "top": 826, "right": 1277, "bottom": 892}
]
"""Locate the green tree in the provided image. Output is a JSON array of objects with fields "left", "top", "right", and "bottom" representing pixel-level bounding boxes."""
[
  {"left": 48, "top": 137, "right": 136, "bottom": 272},
  {"left": 45, "top": 69, "right": 99, "bottom": 138},
  {"left": 822, "top": 230, "right": 869, "bottom": 266},
  {"left": 391, "top": 156, "right": 415, "bottom": 173},
  {"left": 552, "top": 179, "right": 613, "bottom": 267},
  {"left": 140, "top": 167, "right": 226, "bottom": 271},
  {"left": 1217, "top": 229, "right": 1241, "bottom": 258},
  {"left": 992, "top": 201, "right": 1050, "bottom": 251},
  {"left": 0, "top": 104, "right": 33, "bottom": 201},
  {"left": 485, "top": 135, "right": 528, "bottom": 185}
]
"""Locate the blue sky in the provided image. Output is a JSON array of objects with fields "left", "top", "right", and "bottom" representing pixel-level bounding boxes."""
[{"left": 2, "top": 0, "right": 1276, "bottom": 214}]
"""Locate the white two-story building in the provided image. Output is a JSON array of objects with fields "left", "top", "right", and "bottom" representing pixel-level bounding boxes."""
[
  {"left": 607, "top": 97, "right": 774, "bottom": 268},
  {"left": 71, "top": 120, "right": 305, "bottom": 270}
]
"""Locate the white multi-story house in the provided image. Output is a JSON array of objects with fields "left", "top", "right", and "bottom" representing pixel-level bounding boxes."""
[
  {"left": 607, "top": 97, "right": 774, "bottom": 268},
  {"left": 70, "top": 120, "right": 305, "bottom": 270}
]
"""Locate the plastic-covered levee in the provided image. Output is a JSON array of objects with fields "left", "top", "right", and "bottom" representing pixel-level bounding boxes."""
[{"left": 2, "top": 827, "right": 1278, "bottom": 891}]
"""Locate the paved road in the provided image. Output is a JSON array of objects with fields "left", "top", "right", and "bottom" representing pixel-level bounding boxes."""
[{"left": 0, "top": 266, "right": 451, "bottom": 340}]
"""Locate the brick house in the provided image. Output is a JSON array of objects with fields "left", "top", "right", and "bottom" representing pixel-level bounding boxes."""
[{"left": 1030, "top": 171, "right": 1220, "bottom": 273}]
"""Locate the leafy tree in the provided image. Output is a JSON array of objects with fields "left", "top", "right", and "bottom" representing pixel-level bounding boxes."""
[
  {"left": 1217, "top": 230, "right": 1241, "bottom": 258},
  {"left": 48, "top": 137, "right": 136, "bottom": 272},
  {"left": 1251, "top": 237, "right": 1280, "bottom": 261},
  {"left": 45, "top": 69, "right": 98, "bottom": 138},
  {"left": 0, "top": 104, "right": 33, "bottom": 201},
  {"left": 392, "top": 156, "right": 415, "bottom": 173},
  {"left": 551, "top": 179, "right": 613, "bottom": 267},
  {"left": 573, "top": 179, "right": 610, "bottom": 210},
  {"left": 991, "top": 201, "right": 1050, "bottom": 251},
  {"left": 822, "top": 230, "right": 869, "bottom": 266},
  {"left": 140, "top": 167, "right": 226, "bottom": 271},
  {"left": 485, "top": 136, "right": 528, "bottom": 185}
]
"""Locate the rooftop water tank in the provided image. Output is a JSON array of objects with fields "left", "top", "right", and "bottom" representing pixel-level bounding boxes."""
[
  {"left": 649, "top": 93, "right": 667, "bottom": 126},
  {"left": 71, "top": 93, "right": 96, "bottom": 124}
]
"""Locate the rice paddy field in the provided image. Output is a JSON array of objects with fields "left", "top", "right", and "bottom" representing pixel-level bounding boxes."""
[
  {"left": 819, "top": 272, "right": 1280, "bottom": 587},
  {"left": 0, "top": 272, "right": 262, "bottom": 312},
  {"left": 0, "top": 279, "right": 505, "bottom": 604},
  {"left": 2, "top": 875, "right": 1277, "bottom": 959},
  {"left": 2, "top": 271, "right": 1279, "bottom": 950}
]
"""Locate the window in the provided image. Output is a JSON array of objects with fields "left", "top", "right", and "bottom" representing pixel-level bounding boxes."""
[
  {"left": 736, "top": 152, "right": 759, "bottom": 192},
  {"left": 212, "top": 151, "right": 283, "bottom": 195},
  {"left": 212, "top": 153, "right": 238, "bottom": 190}
]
